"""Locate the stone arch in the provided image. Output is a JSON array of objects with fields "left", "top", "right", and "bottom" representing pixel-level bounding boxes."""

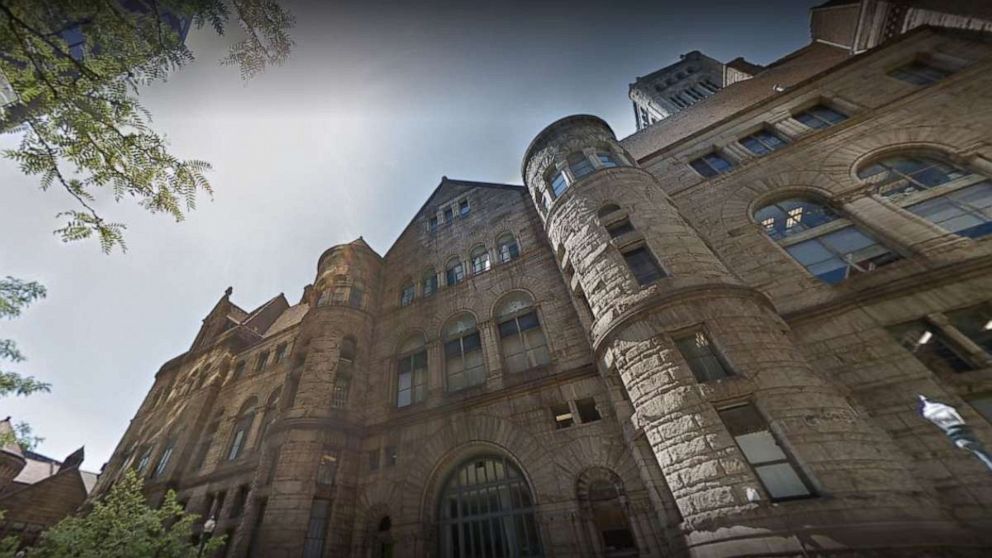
[
  {"left": 488, "top": 288, "right": 539, "bottom": 320},
  {"left": 746, "top": 186, "right": 840, "bottom": 226},
  {"left": 439, "top": 310, "right": 480, "bottom": 340},
  {"left": 392, "top": 328, "right": 429, "bottom": 355}
]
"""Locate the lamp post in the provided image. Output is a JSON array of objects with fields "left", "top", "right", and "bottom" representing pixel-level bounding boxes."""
[
  {"left": 197, "top": 515, "right": 217, "bottom": 557},
  {"left": 918, "top": 395, "right": 992, "bottom": 471}
]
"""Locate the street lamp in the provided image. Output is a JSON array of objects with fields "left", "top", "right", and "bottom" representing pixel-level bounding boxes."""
[
  {"left": 197, "top": 515, "right": 217, "bottom": 557},
  {"left": 918, "top": 395, "right": 992, "bottom": 471}
]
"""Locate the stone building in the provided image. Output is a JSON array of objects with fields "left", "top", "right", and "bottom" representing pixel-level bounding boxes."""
[
  {"left": 0, "top": 419, "right": 98, "bottom": 547},
  {"left": 91, "top": 4, "right": 992, "bottom": 557}
]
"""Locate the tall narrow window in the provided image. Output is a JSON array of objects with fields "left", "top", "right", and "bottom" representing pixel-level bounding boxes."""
[
  {"left": 349, "top": 281, "right": 365, "bottom": 309},
  {"left": 497, "top": 233, "right": 520, "bottom": 263},
  {"left": 674, "top": 331, "right": 733, "bottom": 382},
  {"left": 793, "top": 105, "right": 847, "bottom": 129},
  {"left": 888, "top": 320, "right": 976, "bottom": 374},
  {"left": 135, "top": 447, "right": 153, "bottom": 475},
  {"left": 445, "top": 257, "right": 465, "bottom": 286},
  {"left": 582, "top": 477, "right": 636, "bottom": 554},
  {"left": 754, "top": 198, "right": 898, "bottom": 284},
  {"left": 302, "top": 499, "right": 332, "bottom": 558},
  {"left": 229, "top": 485, "right": 250, "bottom": 518},
  {"left": 255, "top": 351, "right": 269, "bottom": 372},
  {"left": 333, "top": 337, "right": 355, "bottom": 409},
  {"left": 396, "top": 335, "right": 428, "bottom": 408},
  {"left": 400, "top": 282, "right": 415, "bottom": 307},
  {"left": 889, "top": 60, "right": 950, "bottom": 85},
  {"left": 947, "top": 304, "right": 992, "bottom": 354},
  {"left": 595, "top": 151, "right": 620, "bottom": 168},
  {"left": 443, "top": 206, "right": 454, "bottom": 222},
  {"left": 459, "top": 199, "right": 470, "bottom": 217},
  {"left": 422, "top": 268, "right": 438, "bottom": 296},
  {"left": 317, "top": 450, "right": 339, "bottom": 486},
  {"left": 193, "top": 414, "right": 221, "bottom": 471},
  {"left": 550, "top": 171, "right": 568, "bottom": 198},
  {"left": 232, "top": 361, "right": 246, "bottom": 382},
  {"left": 228, "top": 398, "right": 257, "bottom": 461},
  {"left": 719, "top": 404, "right": 815, "bottom": 501},
  {"left": 495, "top": 292, "right": 550, "bottom": 373},
  {"left": 621, "top": 245, "right": 665, "bottom": 286},
  {"left": 274, "top": 343, "right": 289, "bottom": 363},
  {"left": 689, "top": 152, "right": 734, "bottom": 178},
  {"left": 568, "top": 152, "right": 596, "bottom": 180},
  {"left": 257, "top": 388, "right": 281, "bottom": 445},
  {"left": 443, "top": 313, "right": 486, "bottom": 391},
  {"left": 152, "top": 438, "right": 176, "bottom": 478},
  {"left": 470, "top": 246, "right": 491, "bottom": 275},
  {"left": 429, "top": 216, "right": 439, "bottom": 232},
  {"left": 739, "top": 129, "right": 788, "bottom": 156},
  {"left": 437, "top": 456, "right": 542, "bottom": 558}
]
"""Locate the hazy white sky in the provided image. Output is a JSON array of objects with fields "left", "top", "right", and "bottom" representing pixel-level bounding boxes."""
[{"left": 1, "top": 0, "right": 821, "bottom": 470}]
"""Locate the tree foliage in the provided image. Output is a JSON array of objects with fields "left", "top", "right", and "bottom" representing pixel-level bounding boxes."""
[
  {"left": 0, "top": 469, "right": 225, "bottom": 557},
  {"left": 0, "top": 0, "right": 295, "bottom": 252},
  {"left": 0, "top": 276, "right": 50, "bottom": 450}
]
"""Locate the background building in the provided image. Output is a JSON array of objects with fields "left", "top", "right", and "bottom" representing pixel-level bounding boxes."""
[{"left": 90, "top": 2, "right": 992, "bottom": 556}]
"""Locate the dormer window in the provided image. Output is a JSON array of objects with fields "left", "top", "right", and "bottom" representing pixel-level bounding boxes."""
[
  {"left": 459, "top": 199, "right": 470, "bottom": 217},
  {"left": 429, "top": 216, "right": 438, "bottom": 232},
  {"left": 443, "top": 206, "right": 454, "bottom": 222}
]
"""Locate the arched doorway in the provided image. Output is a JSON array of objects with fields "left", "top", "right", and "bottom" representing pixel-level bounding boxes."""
[{"left": 437, "top": 455, "right": 542, "bottom": 557}]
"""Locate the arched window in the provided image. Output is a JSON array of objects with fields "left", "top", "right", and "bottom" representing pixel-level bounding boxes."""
[
  {"left": 495, "top": 292, "right": 550, "bottom": 373},
  {"left": 375, "top": 515, "right": 394, "bottom": 558},
  {"left": 497, "top": 233, "right": 520, "bottom": 263},
  {"left": 257, "top": 388, "right": 281, "bottom": 444},
  {"left": 396, "top": 335, "right": 428, "bottom": 408},
  {"left": 859, "top": 155, "right": 992, "bottom": 239},
  {"left": 445, "top": 257, "right": 465, "bottom": 286},
  {"left": 754, "top": 197, "right": 899, "bottom": 284},
  {"left": 443, "top": 313, "right": 485, "bottom": 391},
  {"left": 597, "top": 204, "right": 621, "bottom": 219},
  {"left": 228, "top": 398, "right": 257, "bottom": 461},
  {"left": 578, "top": 473, "right": 637, "bottom": 555},
  {"left": 193, "top": 410, "right": 222, "bottom": 471},
  {"left": 423, "top": 267, "right": 438, "bottom": 297},
  {"left": 332, "top": 337, "right": 355, "bottom": 409},
  {"left": 349, "top": 280, "right": 365, "bottom": 309},
  {"left": 400, "top": 280, "right": 416, "bottom": 307},
  {"left": 437, "top": 456, "right": 542, "bottom": 558},
  {"left": 470, "top": 246, "right": 491, "bottom": 275}
]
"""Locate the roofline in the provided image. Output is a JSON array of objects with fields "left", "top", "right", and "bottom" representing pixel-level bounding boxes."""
[
  {"left": 381, "top": 177, "right": 525, "bottom": 259},
  {"left": 631, "top": 25, "right": 961, "bottom": 164},
  {"left": 522, "top": 114, "right": 613, "bottom": 178}
]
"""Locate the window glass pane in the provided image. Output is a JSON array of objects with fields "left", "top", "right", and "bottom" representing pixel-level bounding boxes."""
[
  {"left": 551, "top": 171, "right": 568, "bottom": 197},
  {"left": 569, "top": 154, "right": 596, "bottom": 180},
  {"left": 498, "top": 319, "right": 519, "bottom": 338},
  {"left": 622, "top": 246, "right": 665, "bottom": 285},
  {"left": 575, "top": 398, "right": 601, "bottom": 423},
  {"left": 754, "top": 463, "right": 812, "bottom": 499},
  {"left": 735, "top": 431, "right": 787, "bottom": 463},
  {"left": 888, "top": 320, "right": 975, "bottom": 374},
  {"left": 517, "top": 311, "right": 540, "bottom": 332},
  {"left": 596, "top": 152, "right": 619, "bottom": 168},
  {"left": 675, "top": 332, "right": 731, "bottom": 382},
  {"left": 755, "top": 198, "right": 838, "bottom": 240},
  {"left": 947, "top": 305, "right": 992, "bottom": 354},
  {"left": 908, "top": 182, "right": 992, "bottom": 239},
  {"left": 689, "top": 158, "right": 717, "bottom": 178}
]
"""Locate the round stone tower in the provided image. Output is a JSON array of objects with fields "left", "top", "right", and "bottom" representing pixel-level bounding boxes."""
[
  {"left": 522, "top": 116, "right": 972, "bottom": 555},
  {"left": 251, "top": 238, "right": 382, "bottom": 557}
]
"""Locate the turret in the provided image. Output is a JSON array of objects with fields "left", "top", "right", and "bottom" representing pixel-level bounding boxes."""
[{"left": 522, "top": 115, "right": 957, "bottom": 555}]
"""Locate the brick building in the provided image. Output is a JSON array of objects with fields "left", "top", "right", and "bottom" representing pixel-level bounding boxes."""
[{"left": 91, "top": 2, "right": 992, "bottom": 556}]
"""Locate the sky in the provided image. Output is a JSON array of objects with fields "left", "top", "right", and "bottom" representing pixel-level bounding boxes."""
[{"left": 1, "top": 0, "right": 824, "bottom": 470}]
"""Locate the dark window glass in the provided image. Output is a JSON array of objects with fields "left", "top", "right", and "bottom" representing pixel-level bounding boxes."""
[
  {"left": 622, "top": 246, "right": 665, "bottom": 286},
  {"left": 232, "top": 361, "right": 246, "bottom": 381},
  {"left": 302, "top": 499, "right": 331, "bottom": 558},
  {"left": 152, "top": 442, "right": 175, "bottom": 478},
  {"left": 274, "top": 343, "right": 288, "bottom": 363},
  {"left": 689, "top": 152, "right": 734, "bottom": 178},
  {"left": 888, "top": 320, "right": 975, "bottom": 374},
  {"left": 596, "top": 152, "right": 620, "bottom": 168},
  {"left": 569, "top": 153, "right": 596, "bottom": 180},
  {"left": 446, "top": 260, "right": 465, "bottom": 286},
  {"left": 423, "top": 270, "right": 438, "bottom": 296},
  {"left": 947, "top": 305, "right": 992, "bottom": 355},
  {"left": 331, "top": 376, "right": 350, "bottom": 409},
  {"left": 794, "top": 105, "right": 847, "bottom": 129},
  {"left": 719, "top": 404, "right": 815, "bottom": 501},
  {"left": 889, "top": 61, "right": 950, "bottom": 85},
  {"left": 497, "top": 234, "right": 520, "bottom": 263},
  {"left": 907, "top": 182, "right": 992, "bottom": 239},
  {"left": 255, "top": 351, "right": 269, "bottom": 372},
  {"left": 859, "top": 156, "right": 968, "bottom": 199},
  {"left": 739, "top": 130, "right": 788, "bottom": 156},
  {"left": 675, "top": 332, "right": 732, "bottom": 382},
  {"left": 575, "top": 398, "right": 601, "bottom": 423},
  {"left": 429, "top": 216, "right": 439, "bottom": 232},
  {"left": 368, "top": 450, "right": 380, "bottom": 471},
  {"left": 550, "top": 171, "right": 568, "bottom": 198},
  {"left": 459, "top": 199, "right": 470, "bottom": 216},
  {"left": 443, "top": 206, "right": 454, "bottom": 222},
  {"left": 400, "top": 284, "right": 415, "bottom": 307}
]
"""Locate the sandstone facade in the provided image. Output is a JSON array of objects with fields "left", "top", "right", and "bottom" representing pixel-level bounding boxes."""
[{"left": 91, "top": 16, "right": 992, "bottom": 558}]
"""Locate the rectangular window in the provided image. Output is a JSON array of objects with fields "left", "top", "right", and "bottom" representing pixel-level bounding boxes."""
[
  {"left": 739, "top": 130, "right": 788, "bottom": 156},
  {"left": 889, "top": 60, "right": 950, "bottom": 85},
  {"left": 550, "top": 171, "right": 568, "bottom": 198},
  {"left": 459, "top": 199, "right": 470, "bottom": 216},
  {"left": 596, "top": 152, "right": 619, "bottom": 168},
  {"left": 718, "top": 404, "right": 815, "bottom": 501},
  {"left": 229, "top": 485, "right": 250, "bottom": 518},
  {"left": 689, "top": 152, "right": 734, "bottom": 178},
  {"left": 606, "top": 219, "right": 636, "bottom": 239},
  {"left": 274, "top": 343, "right": 288, "bottom": 363},
  {"left": 888, "top": 320, "right": 976, "bottom": 374},
  {"left": 794, "top": 105, "right": 847, "bottom": 129},
  {"left": 444, "top": 332, "right": 485, "bottom": 391},
  {"left": 317, "top": 451, "right": 338, "bottom": 486},
  {"left": 255, "top": 351, "right": 269, "bottom": 372},
  {"left": 429, "top": 216, "right": 438, "bottom": 232},
  {"left": 675, "top": 331, "right": 733, "bottom": 382},
  {"left": 498, "top": 311, "right": 550, "bottom": 373},
  {"left": 947, "top": 304, "right": 992, "bottom": 355},
  {"left": 400, "top": 284, "right": 415, "bottom": 307},
  {"left": 232, "top": 361, "right": 246, "bottom": 381},
  {"left": 906, "top": 182, "right": 992, "bottom": 239},
  {"left": 575, "top": 398, "right": 601, "bottom": 423},
  {"left": 385, "top": 446, "right": 397, "bottom": 467},
  {"left": 569, "top": 154, "right": 596, "bottom": 180},
  {"left": 443, "top": 206, "right": 454, "bottom": 222},
  {"left": 622, "top": 246, "right": 666, "bottom": 286},
  {"left": 349, "top": 286, "right": 364, "bottom": 309},
  {"left": 552, "top": 402, "right": 573, "bottom": 429},
  {"left": 152, "top": 442, "right": 175, "bottom": 478},
  {"left": 396, "top": 350, "right": 428, "bottom": 407},
  {"left": 446, "top": 262, "right": 464, "bottom": 286},
  {"left": 785, "top": 226, "right": 899, "bottom": 284},
  {"left": 423, "top": 273, "right": 438, "bottom": 296},
  {"left": 302, "top": 499, "right": 331, "bottom": 558},
  {"left": 368, "top": 450, "right": 380, "bottom": 471},
  {"left": 331, "top": 377, "right": 350, "bottom": 409}
]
